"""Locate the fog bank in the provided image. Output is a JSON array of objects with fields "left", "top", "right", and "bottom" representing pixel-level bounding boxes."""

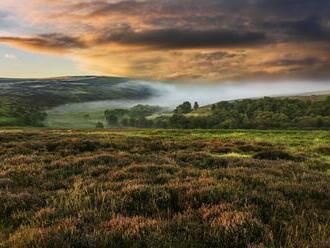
[
  {"left": 50, "top": 80, "right": 330, "bottom": 114},
  {"left": 122, "top": 80, "right": 330, "bottom": 107}
]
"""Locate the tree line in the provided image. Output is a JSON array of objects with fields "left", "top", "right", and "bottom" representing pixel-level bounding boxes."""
[
  {"left": 0, "top": 102, "right": 47, "bottom": 127},
  {"left": 104, "top": 96, "right": 330, "bottom": 129}
]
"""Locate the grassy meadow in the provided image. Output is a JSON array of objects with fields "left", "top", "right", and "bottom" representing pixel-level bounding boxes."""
[
  {"left": 45, "top": 110, "right": 108, "bottom": 129},
  {"left": 0, "top": 129, "right": 329, "bottom": 247}
]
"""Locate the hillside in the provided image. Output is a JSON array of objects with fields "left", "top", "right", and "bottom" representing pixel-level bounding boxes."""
[
  {"left": 46, "top": 89, "right": 330, "bottom": 129},
  {"left": 179, "top": 90, "right": 330, "bottom": 117},
  {"left": 103, "top": 94, "right": 330, "bottom": 130},
  {"left": 201, "top": 91, "right": 330, "bottom": 111},
  {"left": 0, "top": 76, "right": 157, "bottom": 126},
  {"left": 281, "top": 90, "right": 330, "bottom": 102},
  {"left": 1, "top": 77, "right": 329, "bottom": 128},
  {"left": 0, "top": 76, "right": 157, "bottom": 108}
]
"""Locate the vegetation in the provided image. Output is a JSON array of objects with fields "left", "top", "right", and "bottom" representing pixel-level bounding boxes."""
[
  {"left": 95, "top": 122, "right": 105, "bottom": 129},
  {"left": 105, "top": 105, "right": 164, "bottom": 127},
  {"left": 0, "top": 129, "right": 329, "bottom": 247},
  {"left": 112, "top": 97, "right": 330, "bottom": 129},
  {"left": 194, "top": 101, "right": 199, "bottom": 110},
  {"left": 174, "top": 101, "right": 193, "bottom": 114},
  {"left": 0, "top": 76, "right": 156, "bottom": 127},
  {"left": 208, "top": 96, "right": 330, "bottom": 129},
  {"left": 1, "top": 77, "right": 329, "bottom": 129},
  {"left": 0, "top": 104, "right": 47, "bottom": 127}
]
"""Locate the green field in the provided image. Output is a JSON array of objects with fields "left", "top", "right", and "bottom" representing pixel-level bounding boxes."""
[
  {"left": 46, "top": 110, "right": 108, "bottom": 129},
  {"left": 0, "top": 129, "right": 329, "bottom": 247},
  {"left": 0, "top": 117, "right": 19, "bottom": 126}
]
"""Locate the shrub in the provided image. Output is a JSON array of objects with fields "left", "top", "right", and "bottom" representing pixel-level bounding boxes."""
[{"left": 253, "top": 150, "right": 302, "bottom": 161}]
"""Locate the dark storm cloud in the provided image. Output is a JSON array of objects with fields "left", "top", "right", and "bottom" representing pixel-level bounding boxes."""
[
  {"left": 0, "top": 27, "right": 266, "bottom": 52},
  {"left": 82, "top": 0, "right": 330, "bottom": 20},
  {"left": 76, "top": 0, "right": 330, "bottom": 46},
  {"left": 262, "top": 17, "right": 330, "bottom": 42},
  {"left": 256, "top": 0, "right": 330, "bottom": 17},
  {"left": 283, "top": 18, "right": 330, "bottom": 41},
  {"left": 98, "top": 28, "right": 267, "bottom": 49},
  {"left": 47, "top": 0, "right": 330, "bottom": 46}
]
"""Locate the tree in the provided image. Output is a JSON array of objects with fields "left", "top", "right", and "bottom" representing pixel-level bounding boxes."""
[
  {"left": 170, "top": 114, "right": 190, "bottom": 129},
  {"left": 96, "top": 122, "right": 104, "bottom": 128},
  {"left": 120, "top": 117, "right": 130, "bottom": 127},
  {"left": 105, "top": 109, "right": 129, "bottom": 125},
  {"left": 104, "top": 96, "right": 330, "bottom": 130},
  {"left": 14, "top": 106, "right": 47, "bottom": 126},
  {"left": 130, "top": 105, "right": 162, "bottom": 117},
  {"left": 174, "top": 102, "right": 192, "bottom": 114},
  {"left": 134, "top": 116, "right": 152, "bottom": 128},
  {"left": 319, "top": 96, "right": 330, "bottom": 115},
  {"left": 194, "top": 102, "right": 199, "bottom": 110},
  {"left": 153, "top": 117, "right": 169, "bottom": 128},
  {"left": 105, "top": 114, "right": 118, "bottom": 125},
  {"left": 190, "top": 116, "right": 208, "bottom": 128},
  {"left": 211, "top": 104, "right": 216, "bottom": 111}
]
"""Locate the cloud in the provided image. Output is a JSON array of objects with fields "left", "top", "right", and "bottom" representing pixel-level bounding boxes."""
[
  {"left": 0, "top": 0, "right": 330, "bottom": 81},
  {"left": 262, "top": 17, "right": 330, "bottom": 42},
  {"left": 4, "top": 53, "right": 16, "bottom": 60},
  {"left": 0, "top": 33, "right": 86, "bottom": 53},
  {"left": 263, "top": 57, "right": 320, "bottom": 67},
  {"left": 97, "top": 28, "right": 267, "bottom": 49},
  {"left": 256, "top": 0, "right": 330, "bottom": 17},
  {"left": 285, "top": 17, "right": 330, "bottom": 41}
]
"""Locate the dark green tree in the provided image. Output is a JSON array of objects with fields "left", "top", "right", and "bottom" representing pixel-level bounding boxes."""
[
  {"left": 96, "top": 122, "right": 104, "bottom": 128},
  {"left": 174, "top": 102, "right": 192, "bottom": 114},
  {"left": 170, "top": 114, "right": 190, "bottom": 129},
  {"left": 194, "top": 102, "right": 199, "bottom": 110}
]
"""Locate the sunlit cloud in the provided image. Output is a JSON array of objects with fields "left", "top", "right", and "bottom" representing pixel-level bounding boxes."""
[{"left": 0, "top": 0, "right": 330, "bottom": 81}]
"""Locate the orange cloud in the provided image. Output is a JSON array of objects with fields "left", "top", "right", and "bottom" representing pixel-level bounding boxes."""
[
  {"left": 0, "top": 0, "right": 330, "bottom": 81},
  {"left": 0, "top": 34, "right": 86, "bottom": 54}
]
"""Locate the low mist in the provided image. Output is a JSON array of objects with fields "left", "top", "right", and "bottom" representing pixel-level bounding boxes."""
[
  {"left": 119, "top": 80, "right": 330, "bottom": 108},
  {"left": 46, "top": 79, "right": 330, "bottom": 128},
  {"left": 50, "top": 80, "right": 330, "bottom": 114}
]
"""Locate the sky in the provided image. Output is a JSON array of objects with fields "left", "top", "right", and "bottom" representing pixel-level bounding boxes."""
[{"left": 0, "top": 0, "right": 330, "bottom": 81}]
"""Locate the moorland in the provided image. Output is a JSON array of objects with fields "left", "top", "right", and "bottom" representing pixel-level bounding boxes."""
[
  {"left": 0, "top": 76, "right": 329, "bottom": 247},
  {"left": 0, "top": 129, "right": 329, "bottom": 247}
]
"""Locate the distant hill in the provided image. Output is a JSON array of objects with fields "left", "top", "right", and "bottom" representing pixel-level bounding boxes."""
[
  {"left": 185, "top": 91, "right": 330, "bottom": 126},
  {"left": 0, "top": 76, "right": 158, "bottom": 126},
  {"left": 1, "top": 76, "right": 329, "bottom": 128},
  {"left": 201, "top": 90, "right": 330, "bottom": 111},
  {"left": 280, "top": 90, "right": 330, "bottom": 102},
  {"left": 0, "top": 76, "right": 157, "bottom": 108}
]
